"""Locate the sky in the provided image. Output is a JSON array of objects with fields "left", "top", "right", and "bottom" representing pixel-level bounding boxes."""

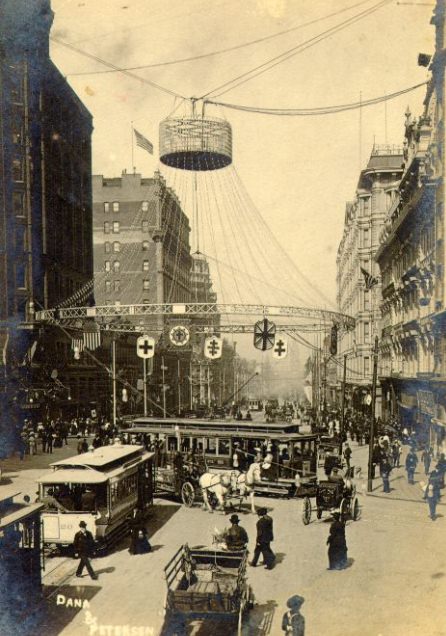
[{"left": 48, "top": 0, "right": 435, "bottom": 378}]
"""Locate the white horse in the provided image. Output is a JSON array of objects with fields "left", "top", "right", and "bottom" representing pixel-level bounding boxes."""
[
  {"left": 229, "top": 462, "right": 261, "bottom": 514},
  {"left": 199, "top": 472, "right": 231, "bottom": 512}
]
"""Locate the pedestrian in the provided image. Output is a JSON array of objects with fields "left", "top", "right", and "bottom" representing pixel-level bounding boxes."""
[
  {"left": 129, "top": 508, "right": 151, "bottom": 555},
  {"left": 343, "top": 443, "right": 352, "bottom": 473},
  {"left": 28, "top": 433, "right": 37, "bottom": 456},
  {"left": 77, "top": 437, "right": 88, "bottom": 454},
  {"left": 421, "top": 446, "right": 433, "bottom": 475},
  {"left": 424, "top": 477, "right": 439, "bottom": 521},
  {"left": 73, "top": 521, "right": 98, "bottom": 580},
  {"left": 391, "top": 441, "right": 400, "bottom": 468},
  {"left": 281, "top": 595, "right": 305, "bottom": 635},
  {"left": 380, "top": 458, "right": 392, "bottom": 493},
  {"left": 46, "top": 430, "right": 53, "bottom": 454},
  {"left": 436, "top": 453, "right": 446, "bottom": 488},
  {"left": 224, "top": 514, "right": 249, "bottom": 551},
  {"left": 250, "top": 508, "right": 275, "bottom": 570},
  {"left": 405, "top": 448, "right": 418, "bottom": 484},
  {"left": 326, "top": 511, "right": 348, "bottom": 570}
]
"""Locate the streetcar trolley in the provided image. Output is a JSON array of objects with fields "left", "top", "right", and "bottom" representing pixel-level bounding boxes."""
[{"left": 163, "top": 544, "right": 253, "bottom": 635}]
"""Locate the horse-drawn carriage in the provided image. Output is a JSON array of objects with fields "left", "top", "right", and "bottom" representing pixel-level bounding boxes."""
[
  {"left": 163, "top": 544, "right": 252, "bottom": 635},
  {"left": 301, "top": 476, "right": 360, "bottom": 525}
]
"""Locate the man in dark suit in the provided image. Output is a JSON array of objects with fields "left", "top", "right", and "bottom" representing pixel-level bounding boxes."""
[
  {"left": 73, "top": 521, "right": 98, "bottom": 579},
  {"left": 250, "top": 508, "right": 275, "bottom": 570}
]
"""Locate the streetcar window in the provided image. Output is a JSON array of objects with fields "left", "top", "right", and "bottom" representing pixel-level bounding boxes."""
[
  {"left": 205, "top": 438, "right": 217, "bottom": 455},
  {"left": 167, "top": 436, "right": 178, "bottom": 451},
  {"left": 181, "top": 437, "right": 191, "bottom": 452},
  {"left": 217, "top": 438, "right": 230, "bottom": 456}
]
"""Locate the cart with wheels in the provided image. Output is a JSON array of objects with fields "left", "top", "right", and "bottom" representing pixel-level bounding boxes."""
[
  {"left": 163, "top": 544, "right": 253, "bottom": 636},
  {"left": 302, "top": 478, "right": 360, "bottom": 525}
]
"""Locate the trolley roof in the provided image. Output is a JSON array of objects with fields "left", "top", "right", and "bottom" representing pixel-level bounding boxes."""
[
  {"left": 49, "top": 444, "right": 148, "bottom": 470},
  {"left": 129, "top": 417, "right": 312, "bottom": 438},
  {"left": 0, "top": 503, "right": 44, "bottom": 530}
]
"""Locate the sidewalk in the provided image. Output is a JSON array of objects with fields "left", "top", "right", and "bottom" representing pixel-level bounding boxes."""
[{"left": 349, "top": 440, "right": 446, "bottom": 508}]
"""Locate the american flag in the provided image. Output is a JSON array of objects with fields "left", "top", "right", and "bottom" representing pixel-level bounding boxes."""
[
  {"left": 360, "top": 267, "right": 379, "bottom": 290},
  {"left": 71, "top": 338, "right": 84, "bottom": 353},
  {"left": 83, "top": 321, "right": 101, "bottom": 351},
  {"left": 134, "top": 128, "right": 153, "bottom": 155}
]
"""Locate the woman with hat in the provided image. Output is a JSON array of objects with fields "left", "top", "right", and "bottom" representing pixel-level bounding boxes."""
[
  {"left": 326, "top": 511, "right": 348, "bottom": 570},
  {"left": 225, "top": 514, "right": 249, "bottom": 551}
]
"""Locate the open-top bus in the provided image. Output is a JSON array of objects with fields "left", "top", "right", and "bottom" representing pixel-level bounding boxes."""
[{"left": 37, "top": 444, "right": 153, "bottom": 551}]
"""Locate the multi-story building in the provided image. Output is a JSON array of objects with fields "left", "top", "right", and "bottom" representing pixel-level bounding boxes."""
[
  {"left": 337, "top": 146, "right": 404, "bottom": 413},
  {"left": 376, "top": 0, "right": 446, "bottom": 454},
  {"left": 0, "top": 0, "right": 94, "bottom": 419},
  {"left": 93, "top": 170, "right": 191, "bottom": 309},
  {"left": 93, "top": 170, "right": 193, "bottom": 416}
]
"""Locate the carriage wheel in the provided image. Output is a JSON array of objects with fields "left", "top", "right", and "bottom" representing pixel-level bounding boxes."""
[
  {"left": 316, "top": 507, "right": 322, "bottom": 519},
  {"left": 181, "top": 481, "right": 195, "bottom": 507},
  {"left": 339, "top": 498, "right": 349, "bottom": 520},
  {"left": 302, "top": 496, "right": 312, "bottom": 525},
  {"left": 352, "top": 496, "right": 360, "bottom": 521}
]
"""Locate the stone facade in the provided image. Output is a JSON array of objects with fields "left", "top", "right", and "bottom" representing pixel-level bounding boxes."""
[{"left": 337, "top": 146, "right": 403, "bottom": 412}]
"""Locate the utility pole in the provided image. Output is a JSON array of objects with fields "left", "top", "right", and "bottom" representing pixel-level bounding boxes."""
[
  {"left": 340, "top": 354, "right": 347, "bottom": 453},
  {"left": 367, "top": 336, "right": 379, "bottom": 492},
  {"left": 161, "top": 356, "right": 167, "bottom": 418},
  {"left": 177, "top": 358, "right": 182, "bottom": 415},
  {"left": 112, "top": 339, "right": 117, "bottom": 427},
  {"left": 143, "top": 357, "right": 147, "bottom": 416}
]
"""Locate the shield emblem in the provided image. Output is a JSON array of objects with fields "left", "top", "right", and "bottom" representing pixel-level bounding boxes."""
[{"left": 253, "top": 319, "right": 276, "bottom": 351}]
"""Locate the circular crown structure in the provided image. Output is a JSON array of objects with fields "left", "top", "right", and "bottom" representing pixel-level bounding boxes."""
[{"left": 159, "top": 116, "right": 232, "bottom": 171}]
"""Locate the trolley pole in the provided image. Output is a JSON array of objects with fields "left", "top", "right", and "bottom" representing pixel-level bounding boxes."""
[
  {"left": 161, "top": 356, "right": 167, "bottom": 419},
  {"left": 178, "top": 358, "right": 182, "bottom": 415},
  {"left": 340, "top": 353, "right": 347, "bottom": 453},
  {"left": 367, "top": 336, "right": 379, "bottom": 492}
]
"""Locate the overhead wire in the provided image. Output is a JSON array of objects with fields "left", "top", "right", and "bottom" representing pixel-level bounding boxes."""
[
  {"left": 206, "top": 80, "right": 429, "bottom": 116},
  {"left": 201, "top": 0, "right": 395, "bottom": 99},
  {"left": 66, "top": 0, "right": 378, "bottom": 76},
  {"left": 50, "top": 36, "right": 186, "bottom": 99}
]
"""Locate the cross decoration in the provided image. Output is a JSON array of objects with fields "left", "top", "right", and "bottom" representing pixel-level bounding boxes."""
[
  {"left": 204, "top": 336, "right": 222, "bottom": 360},
  {"left": 253, "top": 318, "right": 276, "bottom": 351},
  {"left": 136, "top": 335, "right": 155, "bottom": 359},
  {"left": 272, "top": 337, "right": 288, "bottom": 360}
]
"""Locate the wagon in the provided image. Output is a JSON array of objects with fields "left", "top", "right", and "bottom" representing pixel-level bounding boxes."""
[
  {"left": 302, "top": 478, "right": 360, "bottom": 525},
  {"left": 163, "top": 544, "right": 253, "bottom": 635},
  {"left": 155, "top": 462, "right": 203, "bottom": 507}
]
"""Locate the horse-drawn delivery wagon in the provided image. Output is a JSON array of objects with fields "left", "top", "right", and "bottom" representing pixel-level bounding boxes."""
[{"left": 163, "top": 544, "right": 253, "bottom": 635}]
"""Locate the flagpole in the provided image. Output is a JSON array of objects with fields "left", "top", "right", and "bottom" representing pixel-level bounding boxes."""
[{"left": 131, "top": 121, "right": 135, "bottom": 172}]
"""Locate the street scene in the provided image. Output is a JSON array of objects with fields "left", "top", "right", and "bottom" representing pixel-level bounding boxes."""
[{"left": 1, "top": 1, "right": 446, "bottom": 635}]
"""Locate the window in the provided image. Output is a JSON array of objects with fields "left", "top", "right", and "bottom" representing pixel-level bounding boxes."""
[
  {"left": 363, "top": 228, "right": 370, "bottom": 247},
  {"left": 12, "top": 192, "right": 24, "bottom": 217},
  {"left": 113, "top": 260, "right": 120, "bottom": 273},
  {"left": 142, "top": 201, "right": 149, "bottom": 212},
  {"left": 113, "top": 241, "right": 121, "bottom": 253},
  {"left": 112, "top": 221, "right": 120, "bottom": 233},
  {"left": 12, "top": 159, "right": 23, "bottom": 182},
  {"left": 105, "top": 242, "right": 111, "bottom": 253},
  {"left": 113, "top": 202, "right": 119, "bottom": 212},
  {"left": 12, "top": 128, "right": 22, "bottom": 145},
  {"left": 104, "top": 202, "right": 110, "bottom": 213},
  {"left": 105, "top": 260, "right": 111, "bottom": 272},
  {"left": 364, "top": 291, "right": 370, "bottom": 311},
  {"left": 142, "top": 240, "right": 149, "bottom": 251},
  {"left": 205, "top": 438, "right": 217, "bottom": 455},
  {"left": 143, "top": 279, "right": 150, "bottom": 290},
  {"left": 364, "top": 356, "right": 370, "bottom": 376},
  {"left": 364, "top": 322, "right": 370, "bottom": 342},
  {"left": 142, "top": 220, "right": 149, "bottom": 232},
  {"left": 104, "top": 221, "right": 110, "bottom": 234},
  {"left": 114, "top": 280, "right": 120, "bottom": 292},
  {"left": 142, "top": 260, "right": 149, "bottom": 271},
  {"left": 105, "top": 280, "right": 111, "bottom": 293},
  {"left": 218, "top": 438, "right": 230, "bottom": 456}
]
